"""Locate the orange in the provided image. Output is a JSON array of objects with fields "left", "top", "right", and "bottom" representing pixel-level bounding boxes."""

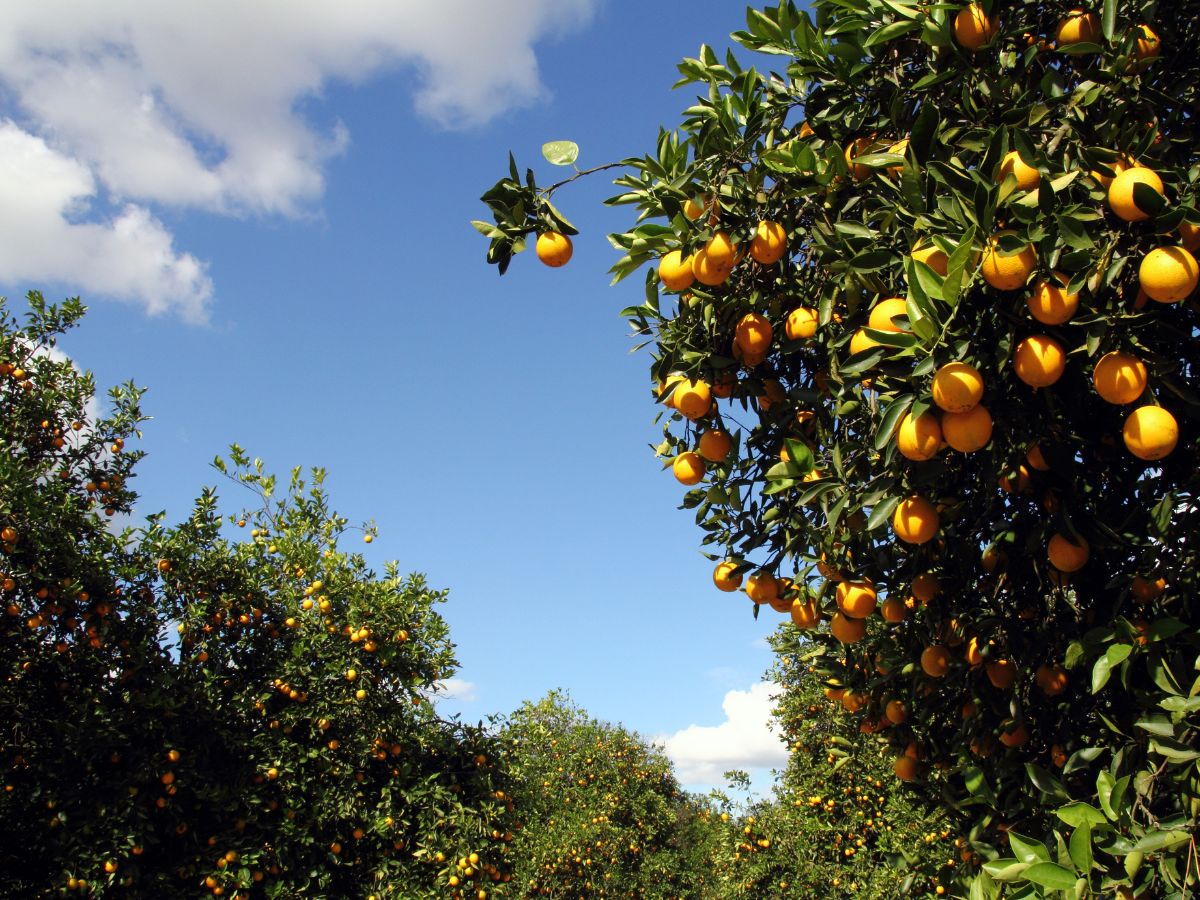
[
  {"left": 844, "top": 136, "right": 872, "bottom": 181},
  {"left": 868, "top": 297, "right": 908, "bottom": 332},
  {"left": 912, "top": 573, "right": 939, "bottom": 604},
  {"left": 1123, "top": 405, "right": 1178, "bottom": 460},
  {"left": 798, "top": 121, "right": 815, "bottom": 138},
  {"left": 535, "top": 232, "right": 573, "bottom": 267},
  {"left": 998, "top": 723, "right": 1029, "bottom": 748},
  {"left": 894, "top": 755, "right": 919, "bottom": 782},
  {"left": 1134, "top": 24, "right": 1161, "bottom": 65},
  {"left": 658, "top": 250, "right": 696, "bottom": 291},
  {"left": 885, "top": 700, "right": 908, "bottom": 724},
  {"left": 1180, "top": 222, "right": 1200, "bottom": 253},
  {"left": 997, "top": 150, "right": 1039, "bottom": 191},
  {"left": 912, "top": 242, "right": 948, "bottom": 276},
  {"left": 998, "top": 464, "right": 1032, "bottom": 493},
  {"left": 942, "top": 404, "right": 993, "bottom": 452},
  {"left": 1140, "top": 246, "right": 1199, "bottom": 302},
  {"left": 830, "top": 612, "right": 866, "bottom": 643},
  {"left": 1091, "top": 155, "right": 1132, "bottom": 188},
  {"left": 745, "top": 570, "right": 779, "bottom": 604},
  {"left": 981, "top": 235, "right": 1037, "bottom": 291},
  {"left": 886, "top": 138, "right": 908, "bottom": 178},
  {"left": 896, "top": 410, "right": 942, "bottom": 461},
  {"left": 849, "top": 328, "right": 880, "bottom": 355},
  {"left": 704, "top": 231, "right": 738, "bottom": 269},
  {"left": 1026, "top": 443, "right": 1050, "bottom": 470},
  {"left": 749, "top": 220, "right": 787, "bottom": 265},
  {"left": 1013, "top": 335, "right": 1066, "bottom": 387},
  {"left": 931, "top": 361, "right": 984, "bottom": 413},
  {"left": 790, "top": 598, "right": 820, "bottom": 629},
  {"left": 1027, "top": 274, "right": 1079, "bottom": 325},
  {"left": 697, "top": 428, "right": 733, "bottom": 462},
  {"left": 713, "top": 560, "right": 743, "bottom": 592},
  {"left": 691, "top": 247, "right": 733, "bottom": 286},
  {"left": 1131, "top": 575, "right": 1166, "bottom": 603},
  {"left": 1035, "top": 663, "right": 1068, "bottom": 696},
  {"left": 1093, "top": 351, "right": 1147, "bottom": 404},
  {"left": 1108, "top": 168, "right": 1164, "bottom": 222},
  {"left": 1048, "top": 533, "right": 1089, "bottom": 572},
  {"left": 836, "top": 580, "right": 878, "bottom": 618},
  {"left": 921, "top": 645, "right": 950, "bottom": 678},
  {"left": 880, "top": 597, "right": 907, "bottom": 623},
  {"left": 954, "top": 3, "right": 998, "bottom": 51},
  {"left": 1056, "top": 9, "right": 1100, "bottom": 45},
  {"left": 672, "top": 378, "right": 713, "bottom": 420},
  {"left": 683, "top": 196, "right": 711, "bottom": 221},
  {"left": 893, "top": 495, "right": 939, "bottom": 544},
  {"left": 986, "top": 659, "right": 1016, "bottom": 690},
  {"left": 964, "top": 636, "right": 984, "bottom": 667},
  {"left": 672, "top": 452, "right": 705, "bottom": 486},
  {"left": 785, "top": 307, "right": 818, "bottom": 340},
  {"left": 735, "top": 313, "right": 773, "bottom": 356}
]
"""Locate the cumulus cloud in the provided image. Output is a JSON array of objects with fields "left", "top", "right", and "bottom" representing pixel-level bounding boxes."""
[
  {"left": 661, "top": 681, "right": 790, "bottom": 787},
  {"left": 0, "top": 0, "right": 597, "bottom": 316}
]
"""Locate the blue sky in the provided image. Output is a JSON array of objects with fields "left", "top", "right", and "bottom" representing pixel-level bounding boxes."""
[{"left": 0, "top": 1, "right": 793, "bottom": 791}]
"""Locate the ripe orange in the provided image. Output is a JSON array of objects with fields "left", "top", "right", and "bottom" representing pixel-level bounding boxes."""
[
  {"left": 672, "top": 452, "right": 705, "bottom": 485},
  {"left": 941, "top": 404, "right": 993, "bottom": 453},
  {"left": 886, "top": 138, "right": 908, "bottom": 178},
  {"left": 1026, "top": 443, "right": 1050, "bottom": 470},
  {"left": 1091, "top": 154, "right": 1132, "bottom": 188},
  {"left": 1093, "top": 351, "right": 1147, "bottom": 404},
  {"left": 880, "top": 597, "right": 906, "bottom": 623},
  {"left": 998, "top": 723, "right": 1029, "bottom": 748},
  {"left": 885, "top": 700, "right": 908, "bottom": 725},
  {"left": 867, "top": 297, "right": 908, "bottom": 332},
  {"left": 912, "top": 573, "right": 939, "bottom": 604},
  {"left": 954, "top": 3, "right": 998, "bottom": 51},
  {"left": 697, "top": 428, "right": 733, "bottom": 462},
  {"left": 1035, "top": 663, "right": 1068, "bottom": 696},
  {"left": 658, "top": 250, "right": 696, "bottom": 291},
  {"left": 734, "top": 313, "right": 773, "bottom": 356},
  {"left": 1056, "top": 9, "right": 1100, "bottom": 45},
  {"left": 986, "top": 659, "right": 1016, "bottom": 690},
  {"left": 896, "top": 410, "right": 942, "bottom": 461},
  {"left": 704, "top": 231, "right": 738, "bottom": 269},
  {"left": 683, "top": 196, "right": 708, "bottom": 220},
  {"left": 1131, "top": 575, "right": 1166, "bottom": 603},
  {"left": 931, "top": 361, "right": 983, "bottom": 413},
  {"left": 911, "top": 241, "right": 948, "bottom": 276},
  {"left": 1140, "top": 246, "right": 1199, "bottom": 302},
  {"left": 997, "top": 150, "right": 1039, "bottom": 191},
  {"left": 785, "top": 307, "right": 818, "bottom": 340},
  {"left": 981, "top": 235, "right": 1037, "bottom": 291},
  {"left": 713, "top": 560, "right": 743, "bottom": 592},
  {"left": 1108, "top": 167, "right": 1164, "bottom": 222},
  {"left": 1134, "top": 24, "right": 1161, "bottom": 65},
  {"left": 790, "top": 598, "right": 820, "bottom": 629},
  {"left": 1123, "top": 405, "right": 1178, "bottom": 460},
  {"left": 672, "top": 378, "right": 713, "bottom": 420},
  {"left": 998, "top": 464, "right": 1032, "bottom": 494},
  {"left": 830, "top": 612, "right": 866, "bottom": 644},
  {"left": 844, "top": 136, "right": 872, "bottom": 181},
  {"left": 1180, "top": 222, "right": 1200, "bottom": 253},
  {"left": 894, "top": 755, "right": 919, "bottom": 782},
  {"left": 745, "top": 570, "right": 779, "bottom": 604},
  {"left": 1048, "top": 533, "right": 1089, "bottom": 572},
  {"left": 749, "top": 221, "right": 787, "bottom": 265},
  {"left": 921, "top": 645, "right": 950, "bottom": 678},
  {"left": 535, "top": 232, "right": 573, "bottom": 267},
  {"left": 893, "top": 495, "right": 938, "bottom": 545},
  {"left": 964, "top": 636, "right": 984, "bottom": 667},
  {"left": 692, "top": 247, "right": 733, "bottom": 286},
  {"left": 836, "top": 580, "right": 878, "bottom": 618},
  {"left": 849, "top": 328, "right": 880, "bottom": 356},
  {"left": 1027, "top": 274, "right": 1079, "bottom": 325},
  {"left": 1013, "top": 335, "right": 1066, "bottom": 387}
]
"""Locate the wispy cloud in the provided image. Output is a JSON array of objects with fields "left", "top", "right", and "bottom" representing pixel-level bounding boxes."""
[{"left": 433, "top": 677, "right": 478, "bottom": 703}]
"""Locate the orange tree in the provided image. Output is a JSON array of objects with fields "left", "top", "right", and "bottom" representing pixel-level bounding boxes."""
[
  {"left": 478, "top": 1, "right": 1200, "bottom": 895},
  {"left": 0, "top": 292, "right": 516, "bottom": 899},
  {"left": 498, "top": 690, "right": 718, "bottom": 898}
]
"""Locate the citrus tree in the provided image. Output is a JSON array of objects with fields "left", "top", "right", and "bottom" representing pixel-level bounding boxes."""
[
  {"left": 477, "top": 1, "right": 1200, "bottom": 896},
  {"left": 0, "top": 292, "right": 517, "bottom": 899},
  {"left": 499, "top": 690, "right": 718, "bottom": 898}
]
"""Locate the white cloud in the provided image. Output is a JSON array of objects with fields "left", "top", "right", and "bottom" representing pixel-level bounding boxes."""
[
  {"left": 0, "top": 0, "right": 598, "bottom": 316},
  {"left": 661, "top": 681, "right": 790, "bottom": 788},
  {"left": 433, "top": 677, "right": 478, "bottom": 703}
]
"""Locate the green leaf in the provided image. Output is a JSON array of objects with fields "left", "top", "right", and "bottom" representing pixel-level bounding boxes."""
[
  {"left": 1008, "top": 831, "right": 1051, "bottom": 864},
  {"left": 541, "top": 141, "right": 579, "bottom": 166},
  {"left": 1132, "top": 829, "right": 1191, "bottom": 852},
  {"left": 875, "top": 394, "right": 915, "bottom": 450},
  {"left": 1069, "top": 824, "right": 1093, "bottom": 873},
  {"left": 1131, "top": 181, "right": 1167, "bottom": 218},
  {"left": 848, "top": 250, "right": 899, "bottom": 272},
  {"left": 866, "top": 496, "right": 901, "bottom": 533},
  {"left": 1025, "top": 764, "right": 1069, "bottom": 800},
  {"left": 865, "top": 19, "right": 919, "bottom": 47},
  {"left": 1149, "top": 736, "right": 1200, "bottom": 763},
  {"left": 964, "top": 765, "right": 997, "bottom": 804},
  {"left": 783, "top": 440, "right": 815, "bottom": 474},
  {"left": 1022, "top": 862, "right": 1078, "bottom": 890},
  {"left": 943, "top": 227, "right": 977, "bottom": 305},
  {"left": 982, "top": 858, "right": 1030, "bottom": 882},
  {"left": 1101, "top": 0, "right": 1116, "bottom": 41},
  {"left": 1056, "top": 803, "right": 1107, "bottom": 829}
]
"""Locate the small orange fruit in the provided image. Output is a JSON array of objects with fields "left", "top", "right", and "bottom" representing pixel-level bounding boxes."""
[
  {"left": 954, "top": 3, "right": 998, "bottom": 51},
  {"left": 1140, "top": 246, "right": 1199, "bottom": 302},
  {"left": 1027, "top": 274, "right": 1079, "bottom": 325},
  {"left": 1013, "top": 335, "right": 1066, "bottom": 387},
  {"left": 1035, "top": 663, "right": 1069, "bottom": 696},
  {"left": 868, "top": 297, "right": 909, "bottom": 332},
  {"left": 942, "top": 404, "right": 993, "bottom": 453},
  {"left": 1133, "top": 24, "right": 1160, "bottom": 65},
  {"left": 981, "top": 235, "right": 1037, "bottom": 291},
  {"left": 535, "top": 232, "right": 573, "bottom": 267},
  {"left": 885, "top": 700, "right": 908, "bottom": 724},
  {"left": 658, "top": 250, "right": 696, "bottom": 291},
  {"left": 921, "top": 645, "right": 950, "bottom": 678},
  {"left": 735, "top": 313, "right": 773, "bottom": 356},
  {"left": 896, "top": 410, "right": 942, "bottom": 461},
  {"left": 911, "top": 573, "right": 939, "bottom": 604},
  {"left": 1108, "top": 168, "right": 1164, "bottom": 222},
  {"left": 998, "top": 723, "right": 1029, "bottom": 748},
  {"left": 986, "top": 659, "right": 1016, "bottom": 690},
  {"left": 672, "top": 378, "right": 713, "bottom": 420},
  {"left": 931, "top": 361, "right": 984, "bottom": 413},
  {"left": 894, "top": 755, "right": 919, "bottom": 782},
  {"left": 849, "top": 328, "right": 880, "bottom": 356},
  {"left": 785, "top": 307, "right": 818, "bottom": 340},
  {"left": 836, "top": 580, "right": 878, "bottom": 618},
  {"left": 697, "top": 428, "right": 733, "bottom": 462},
  {"left": 790, "top": 598, "right": 820, "bottom": 629},
  {"left": 893, "top": 495, "right": 938, "bottom": 544},
  {"left": 1056, "top": 9, "right": 1100, "bottom": 46},
  {"left": 912, "top": 241, "right": 949, "bottom": 276},
  {"left": 712, "top": 560, "right": 743, "bottom": 592},
  {"left": 1048, "top": 533, "right": 1089, "bottom": 572},
  {"left": 830, "top": 612, "right": 866, "bottom": 644},
  {"left": 880, "top": 597, "right": 907, "bottom": 623},
  {"left": 997, "top": 150, "right": 1039, "bottom": 191},
  {"left": 749, "top": 221, "right": 787, "bottom": 265},
  {"left": 1130, "top": 575, "right": 1166, "bottom": 603},
  {"left": 1123, "top": 405, "right": 1178, "bottom": 460},
  {"left": 745, "top": 570, "right": 779, "bottom": 604},
  {"left": 672, "top": 452, "right": 705, "bottom": 486}
]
